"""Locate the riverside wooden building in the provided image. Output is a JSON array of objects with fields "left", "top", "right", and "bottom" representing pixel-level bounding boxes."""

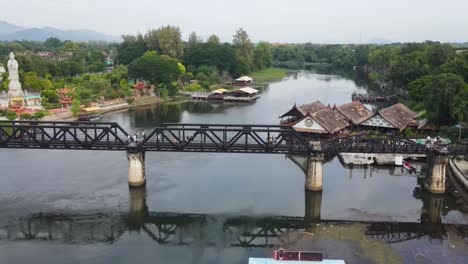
[{"left": 279, "top": 101, "right": 420, "bottom": 138}]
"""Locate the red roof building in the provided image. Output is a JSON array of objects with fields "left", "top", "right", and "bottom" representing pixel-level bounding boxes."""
[{"left": 57, "top": 86, "right": 75, "bottom": 109}]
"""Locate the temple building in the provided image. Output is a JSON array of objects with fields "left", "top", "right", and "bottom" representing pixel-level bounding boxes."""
[
  {"left": 279, "top": 101, "right": 326, "bottom": 125},
  {"left": 57, "top": 86, "right": 75, "bottom": 109},
  {"left": 336, "top": 102, "right": 373, "bottom": 126},
  {"left": 280, "top": 101, "right": 419, "bottom": 136},
  {"left": 360, "top": 103, "right": 418, "bottom": 132},
  {"left": 291, "top": 107, "right": 349, "bottom": 135}
]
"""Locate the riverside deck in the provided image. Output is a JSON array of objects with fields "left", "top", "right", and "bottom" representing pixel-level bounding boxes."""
[{"left": 191, "top": 92, "right": 260, "bottom": 102}]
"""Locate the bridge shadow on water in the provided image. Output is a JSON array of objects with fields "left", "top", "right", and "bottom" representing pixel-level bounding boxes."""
[{"left": 1, "top": 188, "right": 466, "bottom": 249}]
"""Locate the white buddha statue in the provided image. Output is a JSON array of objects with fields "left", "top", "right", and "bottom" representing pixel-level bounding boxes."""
[{"left": 7, "top": 52, "right": 24, "bottom": 99}]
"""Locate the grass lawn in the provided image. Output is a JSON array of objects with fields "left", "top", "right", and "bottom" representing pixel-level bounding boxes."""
[{"left": 250, "top": 68, "right": 288, "bottom": 83}]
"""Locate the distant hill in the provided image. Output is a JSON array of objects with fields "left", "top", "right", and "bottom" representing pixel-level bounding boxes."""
[
  {"left": 0, "top": 20, "right": 24, "bottom": 35},
  {"left": 0, "top": 20, "right": 120, "bottom": 42}
]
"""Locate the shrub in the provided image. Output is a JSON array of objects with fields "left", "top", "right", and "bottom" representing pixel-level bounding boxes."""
[
  {"left": 20, "top": 113, "right": 32, "bottom": 120},
  {"left": 6, "top": 111, "right": 17, "bottom": 121},
  {"left": 33, "top": 110, "right": 45, "bottom": 120}
]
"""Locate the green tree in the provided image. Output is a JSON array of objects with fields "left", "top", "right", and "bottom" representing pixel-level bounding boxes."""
[
  {"left": 144, "top": 26, "right": 184, "bottom": 59},
  {"left": 422, "top": 73, "right": 466, "bottom": 125},
  {"left": 23, "top": 72, "right": 43, "bottom": 90},
  {"left": 44, "top": 37, "right": 62, "bottom": 48},
  {"left": 253, "top": 42, "right": 273, "bottom": 70},
  {"left": 233, "top": 28, "right": 254, "bottom": 74},
  {"left": 207, "top": 34, "right": 220, "bottom": 45},
  {"left": 128, "top": 51, "right": 182, "bottom": 85},
  {"left": 71, "top": 100, "right": 81, "bottom": 117},
  {"left": 117, "top": 34, "right": 147, "bottom": 64},
  {"left": 188, "top": 31, "right": 202, "bottom": 47}
]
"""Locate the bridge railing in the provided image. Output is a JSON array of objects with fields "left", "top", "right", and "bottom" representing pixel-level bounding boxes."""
[
  {"left": 135, "top": 124, "right": 313, "bottom": 154},
  {"left": 321, "top": 134, "right": 431, "bottom": 155},
  {"left": 0, "top": 121, "right": 128, "bottom": 150}
]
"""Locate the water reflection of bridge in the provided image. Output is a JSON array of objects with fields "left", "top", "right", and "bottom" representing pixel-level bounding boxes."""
[{"left": 1, "top": 189, "right": 466, "bottom": 248}]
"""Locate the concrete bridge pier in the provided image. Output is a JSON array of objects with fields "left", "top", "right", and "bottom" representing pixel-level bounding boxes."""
[
  {"left": 305, "top": 190, "right": 322, "bottom": 224},
  {"left": 425, "top": 155, "right": 448, "bottom": 194},
  {"left": 305, "top": 154, "right": 324, "bottom": 191},
  {"left": 127, "top": 151, "right": 146, "bottom": 187},
  {"left": 128, "top": 187, "right": 148, "bottom": 230}
]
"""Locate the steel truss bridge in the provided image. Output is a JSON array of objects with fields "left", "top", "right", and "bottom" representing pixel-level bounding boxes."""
[
  {"left": 1, "top": 212, "right": 464, "bottom": 247},
  {"left": 0, "top": 121, "right": 466, "bottom": 155}
]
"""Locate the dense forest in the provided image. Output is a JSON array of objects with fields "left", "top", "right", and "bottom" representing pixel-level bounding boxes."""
[{"left": 0, "top": 27, "right": 467, "bottom": 129}]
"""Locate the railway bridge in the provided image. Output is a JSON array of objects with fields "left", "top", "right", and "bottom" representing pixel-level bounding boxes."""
[{"left": 0, "top": 121, "right": 466, "bottom": 194}]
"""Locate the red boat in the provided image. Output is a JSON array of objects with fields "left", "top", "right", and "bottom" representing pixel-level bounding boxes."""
[{"left": 403, "top": 160, "right": 416, "bottom": 173}]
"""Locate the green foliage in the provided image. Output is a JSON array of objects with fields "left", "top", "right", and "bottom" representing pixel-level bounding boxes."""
[
  {"left": 250, "top": 68, "right": 288, "bottom": 83},
  {"left": 23, "top": 72, "right": 43, "bottom": 90},
  {"left": 71, "top": 100, "right": 81, "bottom": 117},
  {"left": 0, "top": 109, "right": 7, "bottom": 116},
  {"left": 144, "top": 25, "right": 184, "bottom": 59},
  {"left": 207, "top": 35, "right": 220, "bottom": 45},
  {"left": 6, "top": 111, "right": 17, "bottom": 121},
  {"left": 253, "top": 42, "right": 273, "bottom": 70},
  {"left": 184, "top": 83, "right": 203, "bottom": 92},
  {"left": 183, "top": 42, "right": 238, "bottom": 75},
  {"left": 117, "top": 34, "right": 147, "bottom": 64},
  {"left": 33, "top": 110, "right": 45, "bottom": 120},
  {"left": 19, "top": 113, "right": 32, "bottom": 120},
  {"left": 409, "top": 73, "right": 466, "bottom": 125},
  {"left": 233, "top": 28, "right": 255, "bottom": 74},
  {"left": 128, "top": 51, "right": 182, "bottom": 84},
  {"left": 41, "top": 89, "right": 59, "bottom": 103}
]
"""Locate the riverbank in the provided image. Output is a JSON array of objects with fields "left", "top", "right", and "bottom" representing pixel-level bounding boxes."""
[
  {"left": 42, "top": 96, "right": 163, "bottom": 122},
  {"left": 250, "top": 68, "right": 288, "bottom": 83}
]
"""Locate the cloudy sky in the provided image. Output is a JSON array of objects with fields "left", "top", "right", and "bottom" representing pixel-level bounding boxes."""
[{"left": 1, "top": 0, "right": 468, "bottom": 43}]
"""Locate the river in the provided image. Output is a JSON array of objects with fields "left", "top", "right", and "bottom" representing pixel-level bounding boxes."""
[{"left": 0, "top": 71, "right": 467, "bottom": 263}]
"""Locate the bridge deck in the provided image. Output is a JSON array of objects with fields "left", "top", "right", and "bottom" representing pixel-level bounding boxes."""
[{"left": 0, "top": 121, "right": 465, "bottom": 155}]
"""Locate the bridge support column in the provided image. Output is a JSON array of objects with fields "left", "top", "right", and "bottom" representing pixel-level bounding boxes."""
[
  {"left": 305, "top": 190, "right": 322, "bottom": 224},
  {"left": 425, "top": 155, "right": 448, "bottom": 194},
  {"left": 305, "top": 154, "right": 324, "bottom": 191},
  {"left": 128, "top": 187, "right": 148, "bottom": 229},
  {"left": 127, "top": 151, "right": 146, "bottom": 187}
]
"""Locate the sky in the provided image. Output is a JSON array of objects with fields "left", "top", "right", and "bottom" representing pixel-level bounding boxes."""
[{"left": 1, "top": 0, "right": 468, "bottom": 43}]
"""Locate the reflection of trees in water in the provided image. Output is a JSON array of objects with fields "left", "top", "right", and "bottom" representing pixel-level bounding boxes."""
[
  {"left": 131, "top": 103, "right": 183, "bottom": 128},
  {"left": 182, "top": 101, "right": 215, "bottom": 113},
  {"left": 305, "top": 67, "right": 371, "bottom": 89}
]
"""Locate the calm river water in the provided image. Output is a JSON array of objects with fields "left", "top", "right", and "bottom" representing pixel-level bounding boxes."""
[{"left": 0, "top": 71, "right": 467, "bottom": 263}]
